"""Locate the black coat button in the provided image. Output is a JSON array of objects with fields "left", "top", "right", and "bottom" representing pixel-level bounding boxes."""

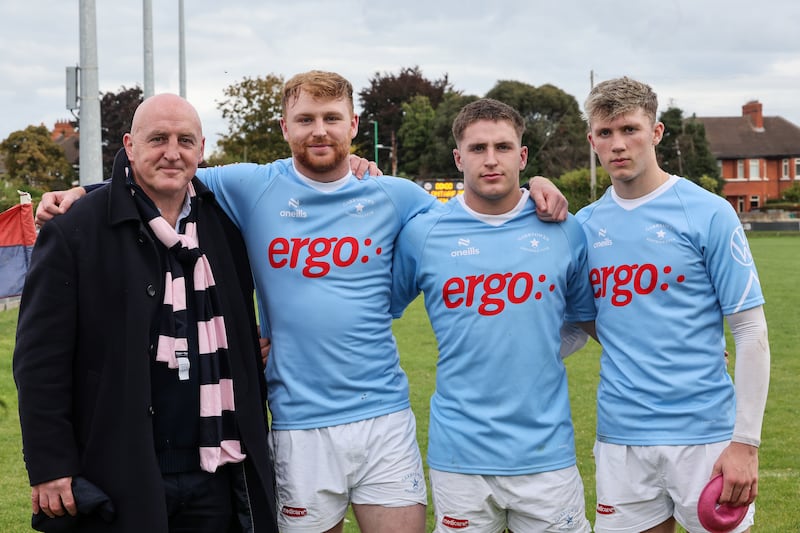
[{"left": 146, "top": 284, "right": 156, "bottom": 297}]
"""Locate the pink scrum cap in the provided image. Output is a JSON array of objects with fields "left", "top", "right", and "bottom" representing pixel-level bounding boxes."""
[{"left": 696, "top": 474, "right": 748, "bottom": 533}]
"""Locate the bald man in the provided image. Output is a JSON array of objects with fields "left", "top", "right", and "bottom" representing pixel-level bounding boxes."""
[{"left": 14, "top": 94, "right": 279, "bottom": 532}]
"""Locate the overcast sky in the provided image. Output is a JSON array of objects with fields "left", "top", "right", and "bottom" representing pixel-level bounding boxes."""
[{"left": 3, "top": 0, "right": 800, "bottom": 155}]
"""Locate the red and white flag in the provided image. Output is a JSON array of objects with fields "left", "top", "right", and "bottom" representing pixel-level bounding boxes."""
[{"left": 0, "top": 192, "right": 37, "bottom": 298}]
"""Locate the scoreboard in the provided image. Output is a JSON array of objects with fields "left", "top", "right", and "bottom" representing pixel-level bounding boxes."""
[{"left": 417, "top": 179, "right": 465, "bottom": 203}]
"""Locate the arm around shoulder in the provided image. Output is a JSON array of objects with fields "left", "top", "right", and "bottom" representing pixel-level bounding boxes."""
[{"left": 35, "top": 186, "right": 88, "bottom": 227}]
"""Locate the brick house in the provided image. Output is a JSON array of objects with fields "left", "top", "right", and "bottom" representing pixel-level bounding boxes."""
[
  {"left": 52, "top": 119, "right": 80, "bottom": 169},
  {"left": 695, "top": 101, "right": 800, "bottom": 213}
]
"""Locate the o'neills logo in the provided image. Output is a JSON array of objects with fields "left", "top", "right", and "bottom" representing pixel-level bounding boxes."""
[
  {"left": 596, "top": 504, "right": 616, "bottom": 515},
  {"left": 442, "top": 515, "right": 469, "bottom": 529},
  {"left": 281, "top": 506, "right": 307, "bottom": 517},
  {"left": 281, "top": 198, "right": 308, "bottom": 218}
]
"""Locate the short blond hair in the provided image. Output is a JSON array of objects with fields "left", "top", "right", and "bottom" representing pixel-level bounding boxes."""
[
  {"left": 282, "top": 70, "right": 354, "bottom": 115},
  {"left": 583, "top": 76, "right": 658, "bottom": 126}
]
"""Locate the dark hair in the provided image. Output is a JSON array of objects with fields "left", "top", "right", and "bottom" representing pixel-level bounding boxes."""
[{"left": 452, "top": 98, "right": 525, "bottom": 145}]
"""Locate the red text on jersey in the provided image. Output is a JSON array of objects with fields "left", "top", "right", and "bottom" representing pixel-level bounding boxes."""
[{"left": 442, "top": 272, "right": 554, "bottom": 316}]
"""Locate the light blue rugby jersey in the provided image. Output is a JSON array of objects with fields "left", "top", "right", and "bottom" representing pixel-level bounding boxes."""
[
  {"left": 391, "top": 194, "right": 596, "bottom": 475},
  {"left": 197, "top": 159, "right": 437, "bottom": 430},
  {"left": 575, "top": 176, "right": 764, "bottom": 445}
]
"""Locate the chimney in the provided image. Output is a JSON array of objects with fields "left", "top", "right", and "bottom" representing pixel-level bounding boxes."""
[
  {"left": 51, "top": 120, "right": 76, "bottom": 141},
  {"left": 742, "top": 101, "right": 764, "bottom": 130}
]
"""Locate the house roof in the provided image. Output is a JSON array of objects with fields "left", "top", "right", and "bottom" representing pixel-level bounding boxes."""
[
  {"left": 694, "top": 115, "right": 800, "bottom": 159},
  {"left": 54, "top": 135, "right": 79, "bottom": 166}
]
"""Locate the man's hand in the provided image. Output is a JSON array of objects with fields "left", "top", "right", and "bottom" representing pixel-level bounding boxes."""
[
  {"left": 711, "top": 441, "right": 759, "bottom": 506},
  {"left": 35, "top": 187, "right": 87, "bottom": 227},
  {"left": 259, "top": 337, "right": 271, "bottom": 367},
  {"left": 32, "top": 477, "right": 77, "bottom": 518},
  {"left": 349, "top": 154, "right": 382, "bottom": 179},
  {"left": 528, "top": 176, "right": 568, "bottom": 222}
]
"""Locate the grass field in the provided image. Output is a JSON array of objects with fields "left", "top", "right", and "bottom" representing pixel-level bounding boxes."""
[{"left": 1, "top": 234, "right": 798, "bottom": 532}]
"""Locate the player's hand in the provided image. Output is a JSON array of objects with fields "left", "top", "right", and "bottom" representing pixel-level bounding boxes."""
[
  {"left": 711, "top": 441, "right": 759, "bottom": 506},
  {"left": 528, "top": 176, "right": 568, "bottom": 222},
  {"left": 349, "top": 154, "right": 382, "bottom": 179},
  {"left": 32, "top": 477, "right": 76, "bottom": 518},
  {"left": 35, "top": 187, "right": 87, "bottom": 227},
  {"left": 259, "top": 337, "right": 271, "bottom": 367}
]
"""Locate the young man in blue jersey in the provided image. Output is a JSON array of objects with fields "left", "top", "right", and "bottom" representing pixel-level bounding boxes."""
[
  {"left": 391, "top": 98, "right": 595, "bottom": 533},
  {"left": 34, "top": 72, "right": 570, "bottom": 533},
  {"left": 574, "top": 77, "right": 770, "bottom": 533},
  {"left": 202, "top": 71, "right": 435, "bottom": 533}
]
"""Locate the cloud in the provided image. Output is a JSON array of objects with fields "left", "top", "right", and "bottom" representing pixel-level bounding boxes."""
[{"left": 2, "top": 0, "right": 800, "bottom": 162}]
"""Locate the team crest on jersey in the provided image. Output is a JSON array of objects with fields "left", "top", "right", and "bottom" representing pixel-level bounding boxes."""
[
  {"left": 592, "top": 228, "right": 613, "bottom": 248},
  {"left": 518, "top": 231, "right": 551, "bottom": 253},
  {"left": 450, "top": 237, "right": 480, "bottom": 257},
  {"left": 280, "top": 198, "right": 308, "bottom": 218},
  {"left": 645, "top": 223, "right": 676, "bottom": 244},
  {"left": 343, "top": 197, "right": 375, "bottom": 218}
]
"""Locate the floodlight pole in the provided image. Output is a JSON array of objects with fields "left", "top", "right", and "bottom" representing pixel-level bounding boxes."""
[
  {"left": 143, "top": 0, "right": 154, "bottom": 98},
  {"left": 78, "top": 0, "right": 102, "bottom": 185},
  {"left": 178, "top": 0, "right": 186, "bottom": 97},
  {"left": 372, "top": 120, "right": 379, "bottom": 167},
  {"left": 589, "top": 69, "right": 597, "bottom": 201}
]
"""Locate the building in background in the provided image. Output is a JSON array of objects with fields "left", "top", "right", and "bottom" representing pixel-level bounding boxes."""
[
  {"left": 52, "top": 119, "right": 80, "bottom": 176},
  {"left": 697, "top": 101, "right": 800, "bottom": 213}
]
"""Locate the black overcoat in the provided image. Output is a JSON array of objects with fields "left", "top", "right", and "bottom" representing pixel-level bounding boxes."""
[{"left": 13, "top": 168, "right": 278, "bottom": 532}]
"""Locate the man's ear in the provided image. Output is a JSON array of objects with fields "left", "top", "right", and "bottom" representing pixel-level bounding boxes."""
[
  {"left": 519, "top": 145, "right": 529, "bottom": 171},
  {"left": 653, "top": 121, "right": 665, "bottom": 145},
  {"left": 453, "top": 148, "right": 463, "bottom": 172},
  {"left": 280, "top": 117, "right": 289, "bottom": 141}
]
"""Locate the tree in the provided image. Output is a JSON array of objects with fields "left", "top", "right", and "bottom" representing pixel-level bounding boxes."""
[
  {"left": 416, "top": 91, "right": 477, "bottom": 179},
  {"left": 0, "top": 125, "right": 74, "bottom": 193},
  {"left": 99, "top": 86, "right": 143, "bottom": 177},
  {"left": 781, "top": 182, "right": 800, "bottom": 202},
  {"left": 698, "top": 175, "right": 723, "bottom": 195},
  {"left": 485, "top": 81, "right": 587, "bottom": 180},
  {"left": 208, "top": 74, "right": 290, "bottom": 165},
  {"left": 357, "top": 66, "right": 451, "bottom": 176},
  {"left": 396, "top": 96, "right": 436, "bottom": 177},
  {"left": 552, "top": 166, "right": 612, "bottom": 213},
  {"left": 658, "top": 107, "right": 721, "bottom": 190}
]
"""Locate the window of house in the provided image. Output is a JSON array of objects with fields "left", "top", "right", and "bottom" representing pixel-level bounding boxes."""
[
  {"left": 749, "top": 195, "right": 760, "bottom": 210},
  {"left": 737, "top": 197, "right": 745, "bottom": 213},
  {"left": 749, "top": 159, "right": 760, "bottom": 179},
  {"left": 737, "top": 160, "right": 745, "bottom": 179},
  {"left": 795, "top": 158, "right": 800, "bottom": 179},
  {"left": 783, "top": 159, "right": 790, "bottom": 179}
]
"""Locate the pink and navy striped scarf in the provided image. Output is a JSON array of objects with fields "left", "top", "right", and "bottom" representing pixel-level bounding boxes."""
[{"left": 129, "top": 177, "right": 245, "bottom": 473}]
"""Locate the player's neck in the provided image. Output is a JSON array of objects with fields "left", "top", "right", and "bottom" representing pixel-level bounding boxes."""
[
  {"left": 612, "top": 167, "right": 669, "bottom": 200},
  {"left": 463, "top": 189, "right": 523, "bottom": 215},
  {"left": 293, "top": 159, "right": 351, "bottom": 184}
]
